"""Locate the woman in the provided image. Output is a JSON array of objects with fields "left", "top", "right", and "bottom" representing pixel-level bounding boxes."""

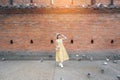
[{"left": 56, "top": 33, "right": 69, "bottom": 68}]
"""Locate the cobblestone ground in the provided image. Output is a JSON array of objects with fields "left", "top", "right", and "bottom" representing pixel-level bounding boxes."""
[{"left": 0, "top": 60, "right": 120, "bottom": 80}]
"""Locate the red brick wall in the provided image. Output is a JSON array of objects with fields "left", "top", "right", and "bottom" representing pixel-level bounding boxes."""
[
  {"left": 0, "top": 0, "right": 120, "bottom": 6},
  {"left": 0, "top": 0, "right": 9, "bottom": 5},
  {"left": 14, "top": 0, "right": 30, "bottom": 5},
  {"left": 0, "top": 13, "right": 120, "bottom": 52}
]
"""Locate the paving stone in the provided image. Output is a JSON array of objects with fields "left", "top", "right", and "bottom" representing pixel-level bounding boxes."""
[{"left": 0, "top": 60, "right": 120, "bottom": 80}]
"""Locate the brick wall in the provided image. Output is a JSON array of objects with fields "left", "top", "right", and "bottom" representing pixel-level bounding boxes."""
[
  {"left": 0, "top": 13, "right": 120, "bottom": 52},
  {"left": 0, "top": 0, "right": 9, "bottom": 5},
  {"left": 0, "top": 0, "right": 120, "bottom": 6}
]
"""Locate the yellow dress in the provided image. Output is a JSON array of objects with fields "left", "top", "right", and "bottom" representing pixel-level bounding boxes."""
[{"left": 56, "top": 39, "right": 69, "bottom": 62}]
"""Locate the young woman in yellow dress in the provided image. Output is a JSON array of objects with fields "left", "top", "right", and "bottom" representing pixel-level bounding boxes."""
[{"left": 56, "top": 33, "right": 69, "bottom": 68}]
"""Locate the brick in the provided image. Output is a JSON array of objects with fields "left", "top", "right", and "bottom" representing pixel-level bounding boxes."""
[{"left": 0, "top": 12, "right": 120, "bottom": 52}]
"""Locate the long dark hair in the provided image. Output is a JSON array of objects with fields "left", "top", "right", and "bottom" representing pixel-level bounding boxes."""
[{"left": 56, "top": 34, "right": 61, "bottom": 39}]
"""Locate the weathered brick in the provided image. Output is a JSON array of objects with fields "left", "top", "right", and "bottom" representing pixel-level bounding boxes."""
[{"left": 0, "top": 13, "right": 120, "bottom": 52}]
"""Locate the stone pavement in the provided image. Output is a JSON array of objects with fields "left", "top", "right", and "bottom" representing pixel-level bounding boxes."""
[{"left": 0, "top": 60, "right": 120, "bottom": 80}]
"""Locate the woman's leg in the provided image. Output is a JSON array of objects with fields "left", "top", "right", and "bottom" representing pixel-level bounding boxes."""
[{"left": 59, "top": 62, "right": 63, "bottom": 68}]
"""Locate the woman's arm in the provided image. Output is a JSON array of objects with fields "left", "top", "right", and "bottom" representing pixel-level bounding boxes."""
[{"left": 61, "top": 34, "right": 67, "bottom": 40}]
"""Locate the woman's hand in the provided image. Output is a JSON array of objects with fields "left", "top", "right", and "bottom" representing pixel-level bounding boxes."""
[{"left": 61, "top": 34, "right": 67, "bottom": 40}]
